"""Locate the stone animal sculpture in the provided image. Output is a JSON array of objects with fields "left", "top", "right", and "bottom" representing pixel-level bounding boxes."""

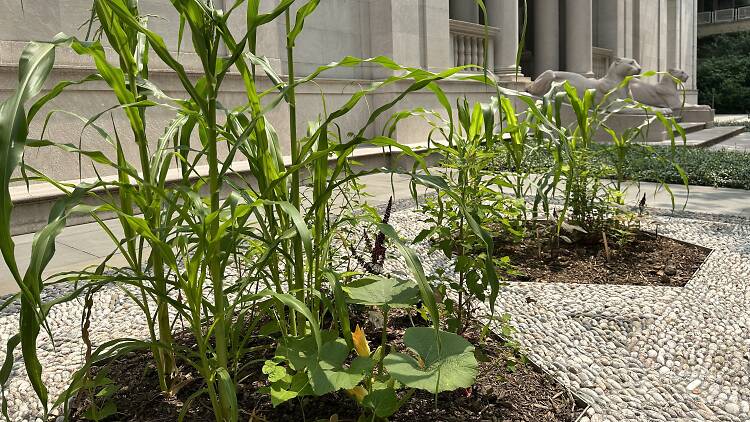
[
  {"left": 629, "top": 68, "right": 689, "bottom": 110},
  {"left": 526, "top": 57, "right": 642, "bottom": 103}
]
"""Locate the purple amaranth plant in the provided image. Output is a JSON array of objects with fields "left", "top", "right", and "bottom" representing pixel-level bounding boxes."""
[{"left": 351, "top": 196, "right": 393, "bottom": 275}]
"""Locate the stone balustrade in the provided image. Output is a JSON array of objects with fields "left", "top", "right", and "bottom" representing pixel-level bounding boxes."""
[
  {"left": 698, "top": 7, "right": 750, "bottom": 24},
  {"left": 592, "top": 47, "right": 614, "bottom": 79},
  {"left": 449, "top": 19, "right": 498, "bottom": 72},
  {"left": 715, "top": 8, "right": 736, "bottom": 22},
  {"left": 698, "top": 11, "right": 714, "bottom": 24}
]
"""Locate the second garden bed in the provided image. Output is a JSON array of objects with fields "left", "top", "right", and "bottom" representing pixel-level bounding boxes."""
[{"left": 496, "top": 227, "right": 710, "bottom": 287}]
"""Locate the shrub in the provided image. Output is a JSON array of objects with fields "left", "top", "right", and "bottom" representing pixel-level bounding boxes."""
[
  {"left": 698, "top": 32, "right": 750, "bottom": 114},
  {"left": 494, "top": 144, "right": 750, "bottom": 191}
]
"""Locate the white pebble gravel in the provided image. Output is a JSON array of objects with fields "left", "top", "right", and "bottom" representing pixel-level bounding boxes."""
[
  {"left": 0, "top": 204, "right": 748, "bottom": 422},
  {"left": 384, "top": 205, "right": 750, "bottom": 422}
]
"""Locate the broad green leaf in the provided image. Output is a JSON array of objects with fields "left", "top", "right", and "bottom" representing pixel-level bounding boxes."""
[
  {"left": 269, "top": 384, "right": 298, "bottom": 407},
  {"left": 383, "top": 327, "right": 477, "bottom": 393},
  {"left": 262, "top": 360, "right": 288, "bottom": 383},
  {"left": 362, "top": 387, "right": 401, "bottom": 418},
  {"left": 343, "top": 276, "right": 420, "bottom": 308},
  {"left": 278, "top": 334, "right": 372, "bottom": 396}
]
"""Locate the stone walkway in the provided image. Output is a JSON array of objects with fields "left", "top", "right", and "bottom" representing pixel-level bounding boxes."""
[
  {"left": 2, "top": 175, "right": 750, "bottom": 295},
  {"left": 709, "top": 131, "right": 750, "bottom": 152}
]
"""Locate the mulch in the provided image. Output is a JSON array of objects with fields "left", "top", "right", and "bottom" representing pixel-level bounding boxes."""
[
  {"left": 495, "top": 227, "right": 710, "bottom": 287},
  {"left": 67, "top": 308, "right": 584, "bottom": 421}
]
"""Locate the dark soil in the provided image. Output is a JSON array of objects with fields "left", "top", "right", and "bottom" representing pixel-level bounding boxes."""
[
  {"left": 496, "top": 228, "right": 710, "bottom": 287},
  {"left": 68, "top": 309, "right": 584, "bottom": 421}
]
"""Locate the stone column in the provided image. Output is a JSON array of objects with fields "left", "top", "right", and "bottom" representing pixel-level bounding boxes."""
[
  {"left": 449, "top": 0, "right": 478, "bottom": 22},
  {"left": 425, "top": 0, "right": 453, "bottom": 72},
  {"left": 369, "top": 0, "right": 422, "bottom": 78},
  {"left": 534, "top": 0, "right": 560, "bottom": 77},
  {"left": 565, "top": 0, "right": 593, "bottom": 76},
  {"left": 488, "top": 0, "right": 523, "bottom": 76}
]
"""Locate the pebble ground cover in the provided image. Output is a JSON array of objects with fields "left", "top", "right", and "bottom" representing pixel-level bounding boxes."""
[{"left": 1, "top": 205, "right": 748, "bottom": 421}]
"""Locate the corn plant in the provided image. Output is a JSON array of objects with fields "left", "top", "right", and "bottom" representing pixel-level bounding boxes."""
[
  {"left": 0, "top": 1, "right": 490, "bottom": 421},
  {"left": 489, "top": 72, "right": 688, "bottom": 245}
]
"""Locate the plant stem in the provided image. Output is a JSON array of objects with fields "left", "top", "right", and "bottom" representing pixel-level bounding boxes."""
[
  {"left": 127, "top": 62, "right": 174, "bottom": 390},
  {"left": 203, "top": 35, "right": 231, "bottom": 420},
  {"left": 286, "top": 10, "right": 306, "bottom": 331},
  {"left": 379, "top": 306, "right": 389, "bottom": 376}
]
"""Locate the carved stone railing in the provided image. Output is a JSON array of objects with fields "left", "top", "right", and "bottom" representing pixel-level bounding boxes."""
[
  {"left": 449, "top": 19, "right": 499, "bottom": 72},
  {"left": 738, "top": 5, "right": 750, "bottom": 19},
  {"left": 715, "top": 8, "right": 736, "bottom": 22},
  {"left": 698, "top": 11, "right": 714, "bottom": 24},
  {"left": 592, "top": 47, "right": 614, "bottom": 79}
]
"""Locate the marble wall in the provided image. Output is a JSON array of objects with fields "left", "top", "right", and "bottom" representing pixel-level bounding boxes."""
[
  {"left": 0, "top": 0, "right": 700, "bottom": 183},
  {"left": 590, "top": 0, "right": 698, "bottom": 102}
]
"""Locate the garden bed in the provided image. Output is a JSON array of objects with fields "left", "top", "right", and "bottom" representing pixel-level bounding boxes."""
[
  {"left": 496, "top": 228, "right": 711, "bottom": 287},
  {"left": 70, "top": 309, "right": 586, "bottom": 422}
]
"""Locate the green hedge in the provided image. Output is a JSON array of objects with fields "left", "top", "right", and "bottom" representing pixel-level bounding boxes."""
[
  {"left": 493, "top": 146, "right": 750, "bottom": 190},
  {"left": 621, "top": 147, "right": 750, "bottom": 190}
]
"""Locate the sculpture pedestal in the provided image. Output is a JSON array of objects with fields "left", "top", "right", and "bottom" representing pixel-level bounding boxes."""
[
  {"left": 558, "top": 103, "right": 677, "bottom": 143},
  {"left": 600, "top": 109, "right": 676, "bottom": 143},
  {"left": 673, "top": 105, "right": 715, "bottom": 125}
]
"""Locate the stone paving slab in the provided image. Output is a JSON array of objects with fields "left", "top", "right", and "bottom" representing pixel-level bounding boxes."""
[
  {"left": 648, "top": 126, "right": 745, "bottom": 148},
  {"left": 709, "top": 131, "right": 750, "bottom": 152}
]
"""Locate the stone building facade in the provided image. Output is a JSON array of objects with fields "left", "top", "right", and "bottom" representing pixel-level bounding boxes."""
[
  {"left": 450, "top": 0, "right": 698, "bottom": 100},
  {"left": 0, "top": 0, "right": 698, "bottom": 185}
]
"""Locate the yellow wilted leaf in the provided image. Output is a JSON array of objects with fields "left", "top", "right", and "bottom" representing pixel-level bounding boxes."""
[
  {"left": 352, "top": 324, "right": 371, "bottom": 357},
  {"left": 346, "top": 385, "right": 368, "bottom": 403}
]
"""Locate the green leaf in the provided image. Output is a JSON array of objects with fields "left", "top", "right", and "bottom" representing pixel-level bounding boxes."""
[
  {"left": 383, "top": 327, "right": 477, "bottom": 393},
  {"left": 287, "top": 0, "right": 321, "bottom": 46},
  {"left": 308, "top": 338, "right": 369, "bottom": 396},
  {"left": 343, "top": 276, "right": 420, "bottom": 308},
  {"left": 215, "top": 368, "right": 238, "bottom": 422},
  {"left": 269, "top": 384, "right": 298, "bottom": 407},
  {"left": 362, "top": 387, "right": 401, "bottom": 418},
  {"left": 0, "top": 41, "right": 58, "bottom": 415},
  {"left": 0, "top": 334, "right": 20, "bottom": 419},
  {"left": 262, "top": 360, "right": 288, "bottom": 383},
  {"left": 376, "top": 224, "right": 440, "bottom": 330},
  {"left": 265, "top": 371, "right": 313, "bottom": 407},
  {"left": 277, "top": 334, "right": 372, "bottom": 397},
  {"left": 83, "top": 401, "right": 117, "bottom": 420}
]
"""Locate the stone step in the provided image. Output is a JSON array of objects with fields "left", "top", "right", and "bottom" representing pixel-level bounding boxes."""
[
  {"left": 707, "top": 131, "right": 750, "bottom": 152},
  {"left": 649, "top": 126, "right": 745, "bottom": 148},
  {"left": 679, "top": 122, "right": 706, "bottom": 134},
  {"left": 7, "top": 143, "right": 436, "bottom": 236}
]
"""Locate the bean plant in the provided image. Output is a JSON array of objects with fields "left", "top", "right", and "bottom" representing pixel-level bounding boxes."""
[{"left": 414, "top": 99, "right": 520, "bottom": 333}]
